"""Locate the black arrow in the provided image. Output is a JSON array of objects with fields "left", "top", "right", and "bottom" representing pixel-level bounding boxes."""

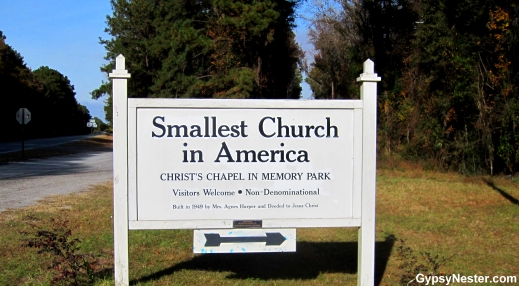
[{"left": 204, "top": 233, "right": 286, "bottom": 247}]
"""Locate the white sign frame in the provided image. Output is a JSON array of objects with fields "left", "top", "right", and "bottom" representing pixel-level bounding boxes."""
[
  {"left": 110, "top": 55, "right": 380, "bottom": 286},
  {"left": 127, "top": 99, "right": 363, "bottom": 230}
]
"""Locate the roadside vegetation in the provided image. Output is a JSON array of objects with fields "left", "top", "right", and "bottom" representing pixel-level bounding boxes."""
[
  {"left": 92, "top": 0, "right": 304, "bottom": 125},
  {"left": 0, "top": 31, "right": 93, "bottom": 143},
  {"left": 306, "top": 0, "right": 519, "bottom": 175},
  {"left": 1, "top": 157, "right": 517, "bottom": 285}
]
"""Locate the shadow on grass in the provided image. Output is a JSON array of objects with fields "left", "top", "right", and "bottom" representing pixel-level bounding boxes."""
[
  {"left": 0, "top": 135, "right": 112, "bottom": 165},
  {"left": 95, "top": 267, "right": 116, "bottom": 283},
  {"left": 483, "top": 179, "right": 519, "bottom": 206},
  {"left": 131, "top": 234, "right": 395, "bottom": 285}
]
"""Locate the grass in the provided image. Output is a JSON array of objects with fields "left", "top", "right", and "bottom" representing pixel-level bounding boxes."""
[{"left": 0, "top": 156, "right": 518, "bottom": 285}]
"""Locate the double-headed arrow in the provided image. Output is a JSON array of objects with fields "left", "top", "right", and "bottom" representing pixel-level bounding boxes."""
[{"left": 204, "top": 232, "right": 286, "bottom": 247}]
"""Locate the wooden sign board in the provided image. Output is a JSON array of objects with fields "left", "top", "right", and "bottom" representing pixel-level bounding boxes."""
[
  {"left": 110, "top": 55, "right": 380, "bottom": 286},
  {"left": 127, "top": 99, "right": 363, "bottom": 229}
]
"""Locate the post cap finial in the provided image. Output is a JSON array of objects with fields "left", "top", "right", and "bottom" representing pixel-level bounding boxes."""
[
  {"left": 109, "top": 54, "right": 131, "bottom": 79},
  {"left": 363, "top": 59, "right": 374, "bottom": 74},
  {"left": 357, "top": 59, "right": 381, "bottom": 82},
  {"left": 115, "top": 54, "right": 126, "bottom": 70}
]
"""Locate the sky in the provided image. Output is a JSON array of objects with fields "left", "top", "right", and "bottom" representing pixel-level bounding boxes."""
[{"left": 0, "top": 1, "right": 314, "bottom": 122}]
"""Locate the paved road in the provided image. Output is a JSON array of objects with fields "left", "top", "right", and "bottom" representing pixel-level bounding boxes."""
[
  {"left": 0, "top": 150, "right": 112, "bottom": 212},
  {"left": 0, "top": 135, "right": 94, "bottom": 154}
]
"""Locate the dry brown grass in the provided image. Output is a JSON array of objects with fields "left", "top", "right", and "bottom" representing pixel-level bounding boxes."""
[
  {"left": 377, "top": 163, "right": 519, "bottom": 284},
  {"left": 0, "top": 154, "right": 518, "bottom": 285},
  {"left": 0, "top": 182, "right": 114, "bottom": 285}
]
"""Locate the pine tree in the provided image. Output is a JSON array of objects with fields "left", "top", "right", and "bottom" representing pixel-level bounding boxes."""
[{"left": 93, "top": 0, "right": 304, "bottom": 124}]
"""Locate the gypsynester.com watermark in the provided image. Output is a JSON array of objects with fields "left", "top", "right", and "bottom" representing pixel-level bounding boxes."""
[{"left": 412, "top": 273, "right": 517, "bottom": 285}]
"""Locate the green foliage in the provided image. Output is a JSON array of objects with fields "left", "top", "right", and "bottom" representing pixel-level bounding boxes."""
[
  {"left": 90, "top": 117, "right": 109, "bottom": 133},
  {"left": 0, "top": 31, "right": 90, "bottom": 142},
  {"left": 94, "top": 0, "right": 304, "bottom": 124},
  {"left": 308, "top": 0, "right": 519, "bottom": 174},
  {"left": 0, "top": 31, "right": 41, "bottom": 142},
  {"left": 401, "top": 0, "right": 519, "bottom": 174},
  {"left": 307, "top": 0, "right": 417, "bottom": 99},
  {"left": 33, "top": 67, "right": 91, "bottom": 136}
]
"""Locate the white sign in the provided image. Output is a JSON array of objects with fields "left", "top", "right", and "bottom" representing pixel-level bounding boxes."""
[
  {"left": 131, "top": 104, "right": 362, "bottom": 228},
  {"left": 110, "top": 55, "right": 380, "bottom": 286},
  {"left": 16, "top": 108, "right": 31, "bottom": 125},
  {"left": 193, "top": 228, "right": 296, "bottom": 253},
  {"left": 87, "top": 122, "right": 93, "bottom": 127}
]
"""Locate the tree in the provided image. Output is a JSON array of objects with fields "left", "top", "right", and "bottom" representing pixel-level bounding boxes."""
[
  {"left": 0, "top": 31, "right": 90, "bottom": 141},
  {"left": 93, "top": 0, "right": 304, "bottom": 124},
  {"left": 306, "top": 0, "right": 419, "bottom": 159},
  {"left": 207, "top": 0, "right": 303, "bottom": 99},
  {"left": 0, "top": 30, "right": 43, "bottom": 142},
  {"left": 92, "top": 117, "right": 109, "bottom": 132},
  {"left": 401, "top": 0, "right": 519, "bottom": 174},
  {"left": 306, "top": 0, "right": 417, "bottom": 99},
  {"left": 33, "top": 67, "right": 91, "bottom": 136},
  {"left": 306, "top": 0, "right": 519, "bottom": 174}
]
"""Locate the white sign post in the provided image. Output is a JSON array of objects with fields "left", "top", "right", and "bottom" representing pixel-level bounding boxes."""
[
  {"left": 111, "top": 55, "right": 379, "bottom": 286},
  {"left": 357, "top": 60, "right": 381, "bottom": 286},
  {"left": 110, "top": 55, "right": 131, "bottom": 286}
]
